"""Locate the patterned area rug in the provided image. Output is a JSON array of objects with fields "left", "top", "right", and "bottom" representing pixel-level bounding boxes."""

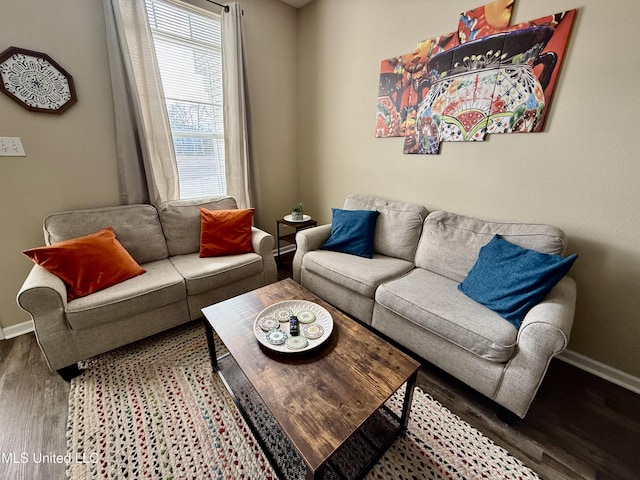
[{"left": 66, "top": 321, "right": 540, "bottom": 480}]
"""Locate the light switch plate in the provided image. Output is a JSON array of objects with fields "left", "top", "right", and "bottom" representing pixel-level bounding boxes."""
[{"left": 0, "top": 137, "right": 26, "bottom": 156}]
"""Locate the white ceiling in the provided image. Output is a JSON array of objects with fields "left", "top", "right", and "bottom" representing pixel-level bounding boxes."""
[{"left": 280, "top": 0, "right": 313, "bottom": 8}]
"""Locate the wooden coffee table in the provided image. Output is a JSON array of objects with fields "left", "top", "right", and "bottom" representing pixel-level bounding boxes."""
[{"left": 201, "top": 278, "right": 420, "bottom": 480}]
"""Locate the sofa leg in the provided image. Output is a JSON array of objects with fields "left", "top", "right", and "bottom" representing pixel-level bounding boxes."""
[
  {"left": 496, "top": 406, "right": 521, "bottom": 425},
  {"left": 57, "top": 364, "right": 82, "bottom": 382}
]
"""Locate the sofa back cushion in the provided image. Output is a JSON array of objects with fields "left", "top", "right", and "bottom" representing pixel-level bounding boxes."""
[
  {"left": 343, "top": 194, "right": 428, "bottom": 262},
  {"left": 415, "top": 211, "right": 568, "bottom": 282},
  {"left": 43, "top": 204, "right": 168, "bottom": 265},
  {"left": 158, "top": 196, "right": 238, "bottom": 256}
]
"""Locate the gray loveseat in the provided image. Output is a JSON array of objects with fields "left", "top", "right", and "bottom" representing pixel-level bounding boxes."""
[
  {"left": 293, "top": 194, "right": 577, "bottom": 418},
  {"left": 17, "top": 196, "right": 277, "bottom": 379}
]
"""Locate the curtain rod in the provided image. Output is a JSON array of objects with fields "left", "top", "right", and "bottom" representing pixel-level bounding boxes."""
[{"left": 205, "top": 0, "right": 229, "bottom": 12}]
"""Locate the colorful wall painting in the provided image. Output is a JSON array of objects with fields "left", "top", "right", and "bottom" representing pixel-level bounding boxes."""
[{"left": 374, "top": 1, "right": 576, "bottom": 155}]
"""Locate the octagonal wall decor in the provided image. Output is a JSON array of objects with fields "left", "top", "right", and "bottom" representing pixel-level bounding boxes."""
[
  {"left": 0, "top": 46, "right": 77, "bottom": 114},
  {"left": 374, "top": 1, "right": 577, "bottom": 155}
]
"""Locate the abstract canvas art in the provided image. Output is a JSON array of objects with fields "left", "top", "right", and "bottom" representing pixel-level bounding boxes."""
[{"left": 375, "top": 1, "right": 576, "bottom": 154}]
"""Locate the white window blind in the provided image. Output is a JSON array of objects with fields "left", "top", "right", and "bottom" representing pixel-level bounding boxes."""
[{"left": 145, "top": 0, "right": 225, "bottom": 200}]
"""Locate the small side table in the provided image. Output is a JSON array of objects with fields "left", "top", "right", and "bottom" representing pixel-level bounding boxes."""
[{"left": 276, "top": 217, "right": 318, "bottom": 268}]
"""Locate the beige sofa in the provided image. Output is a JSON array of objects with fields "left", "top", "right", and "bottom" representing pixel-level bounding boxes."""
[
  {"left": 293, "top": 194, "right": 577, "bottom": 418},
  {"left": 17, "top": 196, "right": 277, "bottom": 379}
]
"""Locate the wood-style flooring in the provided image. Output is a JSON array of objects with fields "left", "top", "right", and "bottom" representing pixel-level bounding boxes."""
[{"left": 1, "top": 267, "right": 638, "bottom": 480}]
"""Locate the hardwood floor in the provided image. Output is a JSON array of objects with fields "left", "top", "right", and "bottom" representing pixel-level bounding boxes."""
[
  {"left": 415, "top": 356, "right": 640, "bottom": 480},
  {"left": 1, "top": 267, "right": 639, "bottom": 479},
  {"left": 0, "top": 332, "right": 69, "bottom": 480}
]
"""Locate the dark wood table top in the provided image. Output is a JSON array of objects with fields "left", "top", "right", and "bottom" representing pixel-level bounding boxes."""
[{"left": 201, "top": 278, "right": 420, "bottom": 475}]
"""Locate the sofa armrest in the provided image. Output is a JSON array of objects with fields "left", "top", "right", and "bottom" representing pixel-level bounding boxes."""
[
  {"left": 16, "top": 265, "right": 73, "bottom": 371},
  {"left": 17, "top": 265, "right": 68, "bottom": 314},
  {"left": 292, "top": 224, "right": 332, "bottom": 282},
  {"left": 251, "top": 227, "right": 277, "bottom": 284},
  {"left": 519, "top": 275, "right": 577, "bottom": 342},
  {"left": 494, "top": 275, "right": 577, "bottom": 417}
]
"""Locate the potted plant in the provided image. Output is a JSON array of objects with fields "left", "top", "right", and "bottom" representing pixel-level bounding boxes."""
[{"left": 291, "top": 202, "right": 304, "bottom": 221}]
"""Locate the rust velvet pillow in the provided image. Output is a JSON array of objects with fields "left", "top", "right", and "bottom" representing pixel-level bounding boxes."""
[
  {"left": 23, "top": 227, "right": 146, "bottom": 301},
  {"left": 199, "top": 208, "right": 255, "bottom": 257}
]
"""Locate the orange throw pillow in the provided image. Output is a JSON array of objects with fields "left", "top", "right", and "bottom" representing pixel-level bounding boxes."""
[
  {"left": 23, "top": 227, "right": 146, "bottom": 301},
  {"left": 200, "top": 208, "right": 255, "bottom": 257}
]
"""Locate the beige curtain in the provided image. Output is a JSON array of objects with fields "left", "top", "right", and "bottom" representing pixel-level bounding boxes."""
[
  {"left": 221, "top": 2, "right": 257, "bottom": 212},
  {"left": 103, "top": 0, "right": 180, "bottom": 205}
]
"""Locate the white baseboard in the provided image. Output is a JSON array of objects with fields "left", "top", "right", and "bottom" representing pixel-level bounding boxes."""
[
  {"left": 1, "top": 320, "right": 34, "bottom": 340},
  {"left": 558, "top": 349, "right": 640, "bottom": 395}
]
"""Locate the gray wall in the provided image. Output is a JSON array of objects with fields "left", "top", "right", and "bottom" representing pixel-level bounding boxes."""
[
  {"left": 297, "top": 0, "right": 640, "bottom": 378},
  {"left": 0, "top": 0, "right": 299, "bottom": 335}
]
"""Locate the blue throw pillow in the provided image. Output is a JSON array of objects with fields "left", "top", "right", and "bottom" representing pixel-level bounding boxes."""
[
  {"left": 458, "top": 235, "right": 577, "bottom": 329},
  {"left": 321, "top": 208, "right": 380, "bottom": 258}
]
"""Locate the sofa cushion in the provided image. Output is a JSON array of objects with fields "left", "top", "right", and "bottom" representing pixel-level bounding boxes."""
[
  {"left": 158, "top": 196, "right": 238, "bottom": 256},
  {"left": 43, "top": 204, "right": 168, "bottom": 264},
  {"left": 343, "top": 194, "right": 428, "bottom": 262},
  {"left": 23, "top": 228, "right": 146, "bottom": 301},
  {"left": 459, "top": 235, "right": 578, "bottom": 329},
  {"left": 66, "top": 259, "right": 185, "bottom": 330},
  {"left": 321, "top": 208, "right": 379, "bottom": 258},
  {"left": 415, "top": 211, "right": 568, "bottom": 283},
  {"left": 200, "top": 208, "right": 255, "bottom": 257},
  {"left": 302, "top": 250, "right": 414, "bottom": 298},
  {"left": 170, "top": 252, "right": 263, "bottom": 296},
  {"left": 375, "top": 268, "right": 517, "bottom": 363}
]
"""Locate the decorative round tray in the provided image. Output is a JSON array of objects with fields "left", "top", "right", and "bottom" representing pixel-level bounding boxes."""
[
  {"left": 284, "top": 214, "right": 311, "bottom": 223},
  {"left": 254, "top": 300, "right": 333, "bottom": 354}
]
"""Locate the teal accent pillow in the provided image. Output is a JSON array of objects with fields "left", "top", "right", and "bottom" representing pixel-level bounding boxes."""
[
  {"left": 458, "top": 235, "right": 577, "bottom": 329},
  {"left": 321, "top": 208, "right": 380, "bottom": 258}
]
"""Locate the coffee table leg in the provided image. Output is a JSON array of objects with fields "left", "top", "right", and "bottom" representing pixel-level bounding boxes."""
[
  {"left": 305, "top": 465, "right": 324, "bottom": 480},
  {"left": 400, "top": 371, "right": 417, "bottom": 435},
  {"left": 204, "top": 321, "right": 219, "bottom": 372}
]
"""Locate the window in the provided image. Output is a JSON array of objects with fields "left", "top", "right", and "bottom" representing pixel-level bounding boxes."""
[{"left": 145, "top": 0, "right": 225, "bottom": 200}]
